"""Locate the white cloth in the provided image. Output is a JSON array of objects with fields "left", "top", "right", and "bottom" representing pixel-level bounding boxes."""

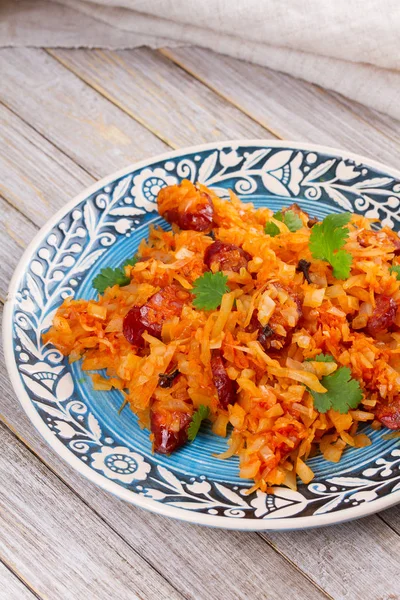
[{"left": 2, "top": 0, "right": 400, "bottom": 120}]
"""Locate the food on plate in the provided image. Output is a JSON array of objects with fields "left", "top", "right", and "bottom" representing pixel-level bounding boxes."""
[{"left": 43, "top": 180, "right": 400, "bottom": 492}]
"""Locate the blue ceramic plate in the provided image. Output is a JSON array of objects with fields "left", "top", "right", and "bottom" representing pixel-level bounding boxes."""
[{"left": 4, "top": 141, "right": 400, "bottom": 530}]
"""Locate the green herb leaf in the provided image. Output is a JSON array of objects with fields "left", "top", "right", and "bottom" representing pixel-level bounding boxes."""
[
  {"left": 310, "top": 367, "right": 363, "bottom": 414},
  {"left": 265, "top": 209, "right": 303, "bottom": 237},
  {"left": 309, "top": 212, "right": 352, "bottom": 279},
  {"left": 390, "top": 265, "right": 400, "bottom": 280},
  {"left": 264, "top": 221, "right": 281, "bottom": 237},
  {"left": 282, "top": 210, "right": 303, "bottom": 233},
  {"left": 188, "top": 405, "right": 210, "bottom": 441},
  {"left": 93, "top": 255, "right": 138, "bottom": 294},
  {"left": 305, "top": 353, "right": 335, "bottom": 363},
  {"left": 191, "top": 271, "right": 229, "bottom": 310}
]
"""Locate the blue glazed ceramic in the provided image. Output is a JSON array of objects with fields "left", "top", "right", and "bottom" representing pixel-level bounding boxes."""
[{"left": 4, "top": 141, "right": 400, "bottom": 530}]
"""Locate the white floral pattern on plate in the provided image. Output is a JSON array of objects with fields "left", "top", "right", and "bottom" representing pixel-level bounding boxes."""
[{"left": 91, "top": 446, "right": 151, "bottom": 484}]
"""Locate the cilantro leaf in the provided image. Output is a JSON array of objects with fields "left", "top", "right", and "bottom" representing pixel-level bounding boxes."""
[
  {"left": 283, "top": 210, "right": 303, "bottom": 233},
  {"left": 305, "top": 353, "right": 335, "bottom": 363},
  {"left": 265, "top": 221, "right": 280, "bottom": 237},
  {"left": 309, "top": 212, "right": 352, "bottom": 279},
  {"left": 188, "top": 405, "right": 210, "bottom": 441},
  {"left": 310, "top": 367, "right": 363, "bottom": 414},
  {"left": 121, "top": 256, "right": 138, "bottom": 269},
  {"left": 191, "top": 271, "right": 229, "bottom": 310},
  {"left": 331, "top": 249, "right": 353, "bottom": 280},
  {"left": 93, "top": 255, "right": 137, "bottom": 294},
  {"left": 390, "top": 265, "right": 400, "bottom": 280},
  {"left": 265, "top": 209, "right": 303, "bottom": 237}
]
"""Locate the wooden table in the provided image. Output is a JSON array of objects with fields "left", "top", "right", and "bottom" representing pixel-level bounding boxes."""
[{"left": 1, "top": 46, "right": 400, "bottom": 600}]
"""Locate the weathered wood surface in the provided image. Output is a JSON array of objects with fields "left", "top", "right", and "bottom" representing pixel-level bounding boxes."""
[
  {"left": 0, "top": 561, "right": 37, "bottom": 600},
  {"left": 49, "top": 48, "right": 270, "bottom": 147},
  {"left": 0, "top": 102, "right": 92, "bottom": 225},
  {"left": 162, "top": 47, "right": 400, "bottom": 169},
  {"left": 0, "top": 48, "right": 167, "bottom": 178},
  {"left": 0, "top": 421, "right": 182, "bottom": 600},
  {"left": 1, "top": 45, "right": 400, "bottom": 600}
]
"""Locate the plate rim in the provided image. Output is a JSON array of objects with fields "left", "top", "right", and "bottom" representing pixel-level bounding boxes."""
[{"left": 4, "top": 138, "right": 400, "bottom": 531}]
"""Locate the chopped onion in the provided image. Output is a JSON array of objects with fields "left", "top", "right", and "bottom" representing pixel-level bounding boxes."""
[
  {"left": 328, "top": 410, "right": 352, "bottom": 432},
  {"left": 350, "top": 410, "right": 375, "bottom": 421},
  {"left": 282, "top": 468, "right": 297, "bottom": 491},
  {"left": 246, "top": 436, "right": 267, "bottom": 453},
  {"left": 268, "top": 366, "right": 327, "bottom": 393},
  {"left": 327, "top": 306, "right": 346, "bottom": 318},
  {"left": 381, "top": 431, "right": 400, "bottom": 441},
  {"left": 296, "top": 457, "right": 314, "bottom": 483},
  {"left": 292, "top": 403, "right": 313, "bottom": 417},
  {"left": 340, "top": 431, "right": 355, "bottom": 446},
  {"left": 296, "top": 334, "right": 311, "bottom": 349},
  {"left": 259, "top": 444, "right": 274, "bottom": 461},
  {"left": 105, "top": 316, "right": 123, "bottom": 332},
  {"left": 352, "top": 314, "right": 369, "bottom": 330},
  {"left": 323, "top": 445, "right": 343, "bottom": 463},
  {"left": 354, "top": 433, "right": 372, "bottom": 447},
  {"left": 229, "top": 404, "right": 247, "bottom": 428},
  {"left": 212, "top": 414, "right": 230, "bottom": 437},
  {"left": 257, "top": 293, "right": 276, "bottom": 326},
  {"left": 265, "top": 404, "right": 284, "bottom": 418},
  {"left": 325, "top": 284, "right": 345, "bottom": 298},
  {"left": 87, "top": 302, "right": 107, "bottom": 320},
  {"left": 359, "top": 301, "right": 373, "bottom": 316},
  {"left": 214, "top": 433, "right": 243, "bottom": 459},
  {"left": 211, "top": 292, "right": 235, "bottom": 341},
  {"left": 303, "top": 286, "right": 325, "bottom": 308},
  {"left": 175, "top": 246, "right": 194, "bottom": 259},
  {"left": 240, "top": 459, "right": 262, "bottom": 479}
]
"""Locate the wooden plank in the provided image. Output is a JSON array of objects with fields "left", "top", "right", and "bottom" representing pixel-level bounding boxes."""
[
  {"left": 0, "top": 421, "right": 183, "bottom": 600},
  {"left": 0, "top": 48, "right": 168, "bottom": 178},
  {"left": 328, "top": 88, "right": 400, "bottom": 146},
  {"left": 0, "top": 103, "right": 92, "bottom": 226},
  {"left": 48, "top": 47, "right": 271, "bottom": 147},
  {"left": 379, "top": 505, "right": 400, "bottom": 536},
  {"left": 264, "top": 518, "right": 400, "bottom": 599},
  {"left": 0, "top": 196, "right": 37, "bottom": 301},
  {"left": 0, "top": 561, "right": 38, "bottom": 600},
  {"left": 162, "top": 47, "right": 400, "bottom": 169}
]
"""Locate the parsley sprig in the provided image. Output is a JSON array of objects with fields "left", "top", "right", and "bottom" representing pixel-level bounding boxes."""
[
  {"left": 306, "top": 353, "right": 363, "bottom": 413},
  {"left": 305, "top": 353, "right": 335, "bottom": 363},
  {"left": 264, "top": 221, "right": 280, "bottom": 237},
  {"left": 93, "top": 256, "right": 137, "bottom": 294},
  {"left": 191, "top": 271, "right": 229, "bottom": 310},
  {"left": 188, "top": 405, "right": 210, "bottom": 441},
  {"left": 390, "top": 265, "right": 400, "bottom": 280},
  {"left": 265, "top": 209, "right": 303, "bottom": 237},
  {"left": 309, "top": 212, "right": 352, "bottom": 279},
  {"left": 310, "top": 366, "right": 363, "bottom": 414},
  {"left": 276, "top": 210, "right": 303, "bottom": 232}
]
